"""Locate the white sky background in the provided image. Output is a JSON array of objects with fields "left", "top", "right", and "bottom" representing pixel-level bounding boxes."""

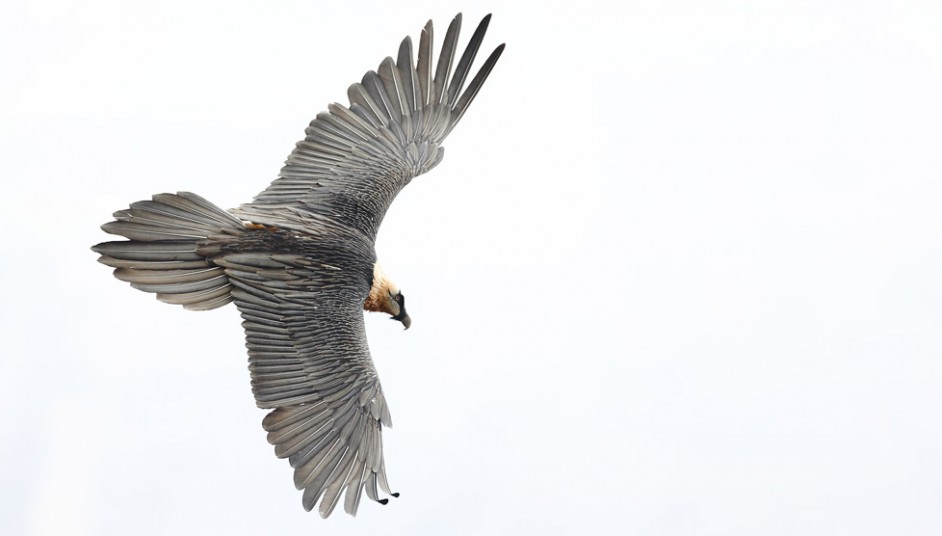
[{"left": 2, "top": 0, "right": 942, "bottom": 534}]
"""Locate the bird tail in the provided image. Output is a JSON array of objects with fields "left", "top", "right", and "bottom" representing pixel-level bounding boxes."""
[{"left": 92, "top": 192, "right": 246, "bottom": 311}]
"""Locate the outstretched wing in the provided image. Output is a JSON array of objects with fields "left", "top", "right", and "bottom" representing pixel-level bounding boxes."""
[
  {"left": 213, "top": 243, "right": 395, "bottom": 518},
  {"left": 232, "top": 14, "right": 504, "bottom": 240}
]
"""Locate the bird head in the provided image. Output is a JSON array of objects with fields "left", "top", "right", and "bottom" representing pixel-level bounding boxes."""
[
  {"left": 366, "top": 263, "right": 411, "bottom": 329},
  {"left": 387, "top": 290, "right": 411, "bottom": 330}
]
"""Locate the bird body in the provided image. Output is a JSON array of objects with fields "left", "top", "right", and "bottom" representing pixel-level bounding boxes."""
[{"left": 92, "top": 14, "right": 503, "bottom": 518}]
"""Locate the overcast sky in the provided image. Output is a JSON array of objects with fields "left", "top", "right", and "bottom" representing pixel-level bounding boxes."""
[{"left": 3, "top": 1, "right": 942, "bottom": 535}]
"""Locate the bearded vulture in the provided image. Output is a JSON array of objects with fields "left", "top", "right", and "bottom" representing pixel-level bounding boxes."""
[{"left": 92, "top": 14, "right": 504, "bottom": 518}]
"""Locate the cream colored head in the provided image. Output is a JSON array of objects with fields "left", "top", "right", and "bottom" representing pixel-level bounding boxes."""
[{"left": 364, "top": 263, "right": 410, "bottom": 329}]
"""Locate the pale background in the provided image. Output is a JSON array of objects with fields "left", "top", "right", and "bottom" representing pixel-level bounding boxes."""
[{"left": 3, "top": 1, "right": 942, "bottom": 535}]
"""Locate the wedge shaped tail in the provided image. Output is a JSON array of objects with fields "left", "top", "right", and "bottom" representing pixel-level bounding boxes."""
[{"left": 92, "top": 192, "right": 245, "bottom": 311}]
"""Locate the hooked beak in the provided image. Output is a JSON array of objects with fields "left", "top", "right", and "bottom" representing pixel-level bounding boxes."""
[{"left": 392, "top": 310, "right": 411, "bottom": 330}]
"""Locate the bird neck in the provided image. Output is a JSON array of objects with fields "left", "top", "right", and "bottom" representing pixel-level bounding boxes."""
[{"left": 364, "top": 262, "right": 396, "bottom": 312}]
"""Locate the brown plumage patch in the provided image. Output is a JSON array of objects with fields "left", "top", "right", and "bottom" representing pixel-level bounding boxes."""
[
  {"left": 244, "top": 222, "right": 280, "bottom": 232},
  {"left": 363, "top": 289, "right": 386, "bottom": 313},
  {"left": 364, "top": 263, "right": 396, "bottom": 314}
]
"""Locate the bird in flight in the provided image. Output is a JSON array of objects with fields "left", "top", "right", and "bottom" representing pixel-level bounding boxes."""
[{"left": 92, "top": 14, "right": 504, "bottom": 518}]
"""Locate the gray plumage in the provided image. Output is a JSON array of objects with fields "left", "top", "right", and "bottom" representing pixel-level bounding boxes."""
[{"left": 92, "top": 14, "right": 503, "bottom": 518}]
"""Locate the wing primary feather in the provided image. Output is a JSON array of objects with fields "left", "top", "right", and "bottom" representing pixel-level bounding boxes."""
[
  {"left": 396, "top": 36, "right": 419, "bottom": 113},
  {"left": 432, "top": 14, "right": 462, "bottom": 105},
  {"left": 343, "top": 455, "right": 369, "bottom": 515},
  {"left": 446, "top": 14, "right": 491, "bottom": 107},
  {"left": 416, "top": 20, "right": 433, "bottom": 106},
  {"left": 364, "top": 69, "right": 400, "bottom": 125},
  {"left": 319, "top": 410, "right": 367, "bottom": 516},
  {"left": 365, "top": 473, "right": 381, "bottom": 503},
  {"left": 300, "top": 441, "right": 343, "bottom": 510},
  {"left": 289, "top": 399, "right": 356, "bottom": 469},
  {"left": 377, "top": 57, "right": 406, "bottom": 122},
  {"left": 319, "top": 438, "right": 360, "bottom": 518},
  {"left": 295, "top": 434, "right": 342, "bottom": 488},
  {"left": 300, "top": 441, "right": 347, "bottom": 509},
  {"left": 377, "top": 456, "right": 395, "bottom": 497},
  {"left": 365, "top": 424, "right": 380, "bottom": 470},
  {"left": 448, "top": 42, "right": 505, "bottom": 134}
]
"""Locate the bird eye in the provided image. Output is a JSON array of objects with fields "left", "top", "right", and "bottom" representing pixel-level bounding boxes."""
[{"left": 395, "top": 294, "right": 403, "bottom": 302}]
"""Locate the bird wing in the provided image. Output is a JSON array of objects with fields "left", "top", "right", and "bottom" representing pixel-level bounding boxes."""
[
  {"left": 214, "top": 245, "right": 395, "bottom": 518},
  {"left": 232, "top": 13, "right": 504, "bottom": 240}
]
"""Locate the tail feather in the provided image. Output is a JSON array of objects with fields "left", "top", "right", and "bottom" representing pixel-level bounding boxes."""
[
  {"left": 155, "top": 284, "right": 234, "bottom": 310},
  {"left": 93, "top": 192, "right": 245, "bottom": 311},
  {"left": 93, "top": 241, "right": 205, "bottom": 263}
]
